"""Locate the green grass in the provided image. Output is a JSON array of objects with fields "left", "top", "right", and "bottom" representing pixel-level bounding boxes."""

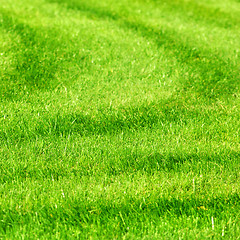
[{"left": 0, "top": 0, "right": 240, "bottom": 239}]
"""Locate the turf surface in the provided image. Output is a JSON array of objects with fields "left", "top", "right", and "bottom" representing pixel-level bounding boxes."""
[{"left": 0, "top": 0, "right": 240, "bottom": 239}]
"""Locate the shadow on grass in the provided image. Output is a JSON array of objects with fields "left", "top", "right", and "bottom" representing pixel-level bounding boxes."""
[
  {"left": 1, "top": 148, "right": 239, "bottom": 182},
  {"left": 0, "top": 98, "right": 201, "bottom": 141},
  {"left": 0, "top": 10, "right": 89, "bottom": 100},
  {"left": 46, "top": 0, "right": 239, "bottom": 98},
  {"left": 1, "top": 192, "right": 239, "bottom": 233},
  {"left": 104, "top": 152, "right": 192, "bottom": 176}
]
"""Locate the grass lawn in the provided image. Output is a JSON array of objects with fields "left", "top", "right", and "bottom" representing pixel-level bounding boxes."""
[{"left": 0, "top": 0, "right": 240, "bottom": 239}]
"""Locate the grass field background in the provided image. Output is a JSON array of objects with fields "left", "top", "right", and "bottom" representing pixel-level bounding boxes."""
[{"left": 0, "top": 0, "right": 240, "bottom": 239}]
